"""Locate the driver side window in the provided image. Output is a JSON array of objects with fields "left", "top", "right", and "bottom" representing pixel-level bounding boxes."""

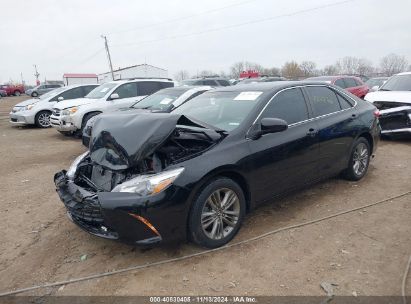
[{"left": 260, "top": 88, "right": 309, "bottom": 125}]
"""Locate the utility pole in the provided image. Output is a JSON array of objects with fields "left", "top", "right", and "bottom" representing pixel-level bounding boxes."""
[
  {"left": 101, "top": 35, "right": 115, "bottom": 80},
  {"left": 33, "top": 65, "right": 40, "bottom": 85}
]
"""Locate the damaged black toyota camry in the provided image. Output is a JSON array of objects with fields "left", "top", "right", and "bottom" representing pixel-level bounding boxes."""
[{"left": 55, "top": 81, "right": 380, "bottom": 248}]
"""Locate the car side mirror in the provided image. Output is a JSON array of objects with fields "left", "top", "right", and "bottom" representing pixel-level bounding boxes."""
[
  {"left": 261, "top": 118, "right": 288, "bottom": 134},
  {"left": 110, "top": 93, "right": 119, "bottom": 100},
  {"left": 57, "top": 96, "right": 64, "bottom": 102},
  {"left": 371, "top": 86, "right": 379, "bottom": 92}
]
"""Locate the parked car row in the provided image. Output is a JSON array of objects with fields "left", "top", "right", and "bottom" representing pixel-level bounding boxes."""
[
  {"left": 0, "top": 84, "right": 25, "bottom": 96},
  {"left": 8, "top": 71, "right": 410, "bottom": 248}
]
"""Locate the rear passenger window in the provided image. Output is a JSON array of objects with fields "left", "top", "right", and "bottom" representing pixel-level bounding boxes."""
[
  {"left": 202, "top": 80, "right": 217, "bottom": 86},
  {"left": 137, "top": 82, "right": 162, "bottom": 96},
  {"left": 354, "top": 79, "right": 363, "bottom": 86},
  {"left": 306, "top": 86, "right": 341, "bottom": 117},
  {"left": 114, "top": 83, "right": 137, "bottom": 99},
  {"left": 344, "top": 78, "right": 357, "bottom": 88},
  {"left": 57, "top": 86, "right": 84, "bottom": 101},
  {"left": 335, "top": 92, "right": 353, "bottom": 109},
  {"left": 160, "top": 82, "right": 174, "bottom": 89},
  {"left": 335, "top": 79, "right": 346, "bottom": 88},
  {"left": 261, "top": 88, "right": 309, "bottom": 125},
  {"left": 216, "top": 80, "right": 230, "bottom": 86}
]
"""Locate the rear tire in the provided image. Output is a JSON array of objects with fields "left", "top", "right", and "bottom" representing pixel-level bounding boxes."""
[
  {"left": 14, "top": 91, "right": 21, "bottom": 96},
  {"left": 343, "top": 137, "right": 371, "bottom": 181},
  {"left": 35, "top": 111, "right": 52, "bottom": 128},
  {"left": 188, "top": 178, "right": 246, "bottom": 248},
  {"left": 31, "top": 92, "right": 38, "bottom": 97}
]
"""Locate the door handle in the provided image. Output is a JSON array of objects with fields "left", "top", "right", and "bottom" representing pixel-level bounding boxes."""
[{"left": 306, "top": 128, "right": 317, "bottom": 137}]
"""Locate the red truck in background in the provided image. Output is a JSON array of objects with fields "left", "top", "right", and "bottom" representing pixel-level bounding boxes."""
[
  {"left": 239, "top": 70, "right": 260, "bottom": 79},
  {"left": 0, "top": 84, "right": 25, "bottom": 96}
]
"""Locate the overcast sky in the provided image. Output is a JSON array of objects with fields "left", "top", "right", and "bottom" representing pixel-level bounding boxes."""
[{"left": 1, "top": 0, "right": 410, "bottom": 84}]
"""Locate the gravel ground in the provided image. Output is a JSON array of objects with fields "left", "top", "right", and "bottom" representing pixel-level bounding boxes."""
[{"left": 0, "top": 96, "right": 410, "bottom": 296}]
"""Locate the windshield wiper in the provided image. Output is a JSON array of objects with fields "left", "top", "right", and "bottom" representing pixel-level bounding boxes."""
[{"left": 379, "top": 88, "right": 391, "bottom": 91}]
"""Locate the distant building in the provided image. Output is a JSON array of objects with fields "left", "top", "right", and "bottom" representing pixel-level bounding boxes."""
[
  {"left": 98, "top": 64, "right": 168, "bottom": 83},
  {"left": 63, "top": 73, "right": 98, "bottom": 86}
]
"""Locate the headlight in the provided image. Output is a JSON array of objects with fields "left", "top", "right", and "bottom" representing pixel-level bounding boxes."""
[
  {"left": 67, "top": 151, "right": 89, "bottom": 179},
  {"left": 62, "top": 107, "right": 79, "bottom": 115},
  {"left": 112, "top": 167, "right": 184, "bottom": 195}
]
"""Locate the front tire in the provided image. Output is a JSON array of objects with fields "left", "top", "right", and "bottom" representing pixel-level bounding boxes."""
[
  {"left": 35, "top": 111, "right": 51, "bottom": 128},
  {"left": 14, "top": 91, "right": 21, "bottom": 96},
  {"left": 31, "top": 92, "right": 38, "bottom": 97},
  {"left": 188, "top": 178, "right": 246, "bottom": 248},
  {"left": 343, "top": 138, "right": 371, "bottom": 181}
]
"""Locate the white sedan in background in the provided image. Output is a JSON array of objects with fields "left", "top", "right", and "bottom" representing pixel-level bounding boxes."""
[{"left": 9, "top": 84, "right": 98, "bottom": 128}]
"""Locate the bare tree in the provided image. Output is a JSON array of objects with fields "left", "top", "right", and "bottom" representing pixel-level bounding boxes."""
[
  {"left": 198, "top": 70, "right": 215, "bottom": 77},
  {"left": 335, "top": 56, "right": 374, "bottom": 76},
  {"left": 380, "top": 53, "right": 408, "bottom": 76},
  {"left": 357, "top": 58, "right": 374, "bottom": 76},
  {"left": 281, "top": 61, "right": 302, "bottom": 79},
  {"left": 174, "top": 70, "right": 190, "bottom": 81},
  {"left": 322, "top": 65, "right": 340, "bottom": 75},
  {"left": 299, "top": 61, "right": 317, "bottom": 77},
  {"left": 230, "top": 62, "right": 245, "bottom": 78},
  {"left": 262, "top": 67, "right": 281, "bottom": 76}
]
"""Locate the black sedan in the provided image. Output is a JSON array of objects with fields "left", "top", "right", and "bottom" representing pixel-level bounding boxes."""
[{"left": 54, "top": 81, "right": 380, "bottom": 248}]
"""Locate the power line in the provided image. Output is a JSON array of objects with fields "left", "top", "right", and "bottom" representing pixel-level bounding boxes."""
[
  {"left": 107, "top": 0, "right": 260, "bottom": 36},
  {"left": 112, "top": 0, "right": 355, "bottom": 48}
]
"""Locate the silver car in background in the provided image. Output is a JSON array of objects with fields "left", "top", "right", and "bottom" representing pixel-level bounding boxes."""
[
  {"left": 10, "top": 84, "right": 98, "bottom": 128},
  {"left": 25, "top": 84, "right": 63, "bottom": 97}
]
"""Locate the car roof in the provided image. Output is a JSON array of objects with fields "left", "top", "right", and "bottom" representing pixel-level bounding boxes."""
[
  {"left": 107, "top": 78, "right": 174, "bottom": 84},
  {"left": 210, "top": 81, "right": 331, "bottom": 93},
  {"left": 64, "top": 83, "right": 99, "bottom": 89},
  {"left": 397, "top": 72, "right": 411, "bottom": 76},
  {"left": 184, "top": 78, "right": 229, "bottom": 81}
]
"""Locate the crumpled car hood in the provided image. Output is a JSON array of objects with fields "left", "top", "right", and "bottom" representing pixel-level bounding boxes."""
[{"left": 89, "top": 112, "right": 208, "bottom": 170}]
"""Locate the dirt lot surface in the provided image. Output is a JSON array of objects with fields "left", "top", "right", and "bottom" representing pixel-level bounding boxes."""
[{"left": 0, "top": 96, "right": 410, "bottom": 297}]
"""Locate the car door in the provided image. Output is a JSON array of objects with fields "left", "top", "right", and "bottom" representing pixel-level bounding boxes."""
[
  {"left": 304, "top": 85, "right": 357, "bottom": 177},
  {"left": 247, "top": 87, "right": 321, "bottom": 202}
]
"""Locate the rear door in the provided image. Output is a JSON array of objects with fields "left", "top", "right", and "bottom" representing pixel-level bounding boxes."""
[
  {"left": 304, "top": 85, "right": 357, "bottom": 177},
  {"left": 107, "top": 82, "right": 138, "bottom": 110},
  {"left": 247, "top": 87, "right": 321, "bottom": 202}
]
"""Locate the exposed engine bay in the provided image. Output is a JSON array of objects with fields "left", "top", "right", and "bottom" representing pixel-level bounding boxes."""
[{"left": 72, "top": 113, "right": 224, "bottom": 192}]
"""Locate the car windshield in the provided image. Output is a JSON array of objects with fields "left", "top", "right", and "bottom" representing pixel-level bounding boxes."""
[
  {"left": 85, "top": 82, "right": 117, "bottom": 99},
  {"left": 173, "top": 90, "right": 263, "bottom": 131},
  {"left": 131, "top": 87, "right": 191, "bottom": 110},
  {"left": 365, "top": 78, "right": 386, "bottom": 87},
  {"left": 379, "top": 75, "right": 411, "bottom": 91},
  {"left": 39, "top": 87, "right": 66, "bottom": 99}
]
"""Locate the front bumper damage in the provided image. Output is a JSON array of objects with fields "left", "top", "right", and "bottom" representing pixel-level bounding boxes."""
[
  {"left": 50, "top": 113, "right": 78, "bottom": 132},
  {"left": 54, "top": 170, "right": 189, "bottom": 245},
  {"left": 378, "top": 106, "right": 411, "bottom": 135}
]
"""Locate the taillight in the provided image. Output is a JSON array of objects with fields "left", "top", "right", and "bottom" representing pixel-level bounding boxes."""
[{"left": 373, "top": 109, "right": 380, "bottom": 118}]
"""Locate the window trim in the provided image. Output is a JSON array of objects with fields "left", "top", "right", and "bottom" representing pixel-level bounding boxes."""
[{"left": 248, "top": 85, "right": 357, "bottom": 137}]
